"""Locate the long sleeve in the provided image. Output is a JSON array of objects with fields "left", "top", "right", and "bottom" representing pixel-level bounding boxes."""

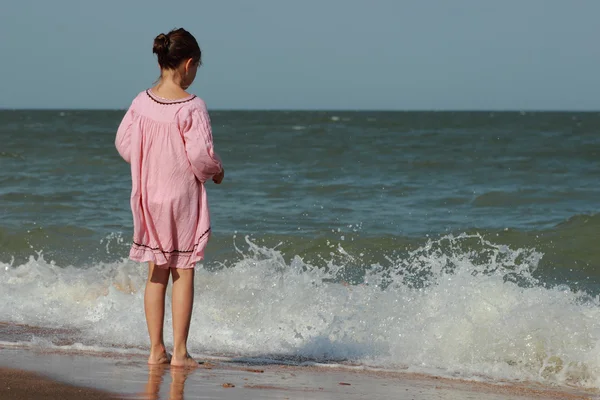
[
  {"left": 115, "top": 106, "right": 135, "bottom": 163},
  {"left": 179, "top": 102, "right": 223, "bottom": 182}
]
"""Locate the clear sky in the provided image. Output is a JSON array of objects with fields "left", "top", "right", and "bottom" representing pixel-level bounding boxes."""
[{"left": 1, "top": 0, "right": 599, "bottom": 110}]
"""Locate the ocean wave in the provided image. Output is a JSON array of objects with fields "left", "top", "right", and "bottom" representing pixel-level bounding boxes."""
[
  {"left": 3, "top": 214, "right": 600, "bottom": 283},
  {"left": 0, "top": 151, "right": 25, "bottom": 160},
  {"left": 2, "top": 233, "right": 600, "bottom": 388}
]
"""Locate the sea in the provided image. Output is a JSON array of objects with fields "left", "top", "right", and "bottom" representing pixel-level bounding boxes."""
[{"left": 1, "top": 109, "right": 600, "bottom": 389}]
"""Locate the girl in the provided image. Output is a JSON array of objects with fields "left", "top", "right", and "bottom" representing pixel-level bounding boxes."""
[{"left": 115, "top": 28, "right": 224, "bottom": 368}]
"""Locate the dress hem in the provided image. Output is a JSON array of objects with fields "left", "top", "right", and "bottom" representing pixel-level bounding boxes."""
[{"left": 128, "top": 228, "right": 211, "bottom": 269}]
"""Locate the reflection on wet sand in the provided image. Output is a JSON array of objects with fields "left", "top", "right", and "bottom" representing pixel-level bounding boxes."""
[{"left": 142, "top": 364, "right": 194, "bottom": 400}]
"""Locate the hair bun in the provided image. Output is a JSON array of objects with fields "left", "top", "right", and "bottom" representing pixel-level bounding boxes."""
[
  {"left": 152, "top": 28, "right": 201, "bottom": 70},
  {"left": 153, "top": 33, "right": 170, "bottom": 55}
]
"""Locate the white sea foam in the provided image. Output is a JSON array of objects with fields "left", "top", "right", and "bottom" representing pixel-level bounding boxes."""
[{"left": 2, "top": 234, "right": 600, "bottom": 388}]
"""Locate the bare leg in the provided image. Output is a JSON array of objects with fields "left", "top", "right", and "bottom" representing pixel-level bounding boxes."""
[
  {"left": 170, "top": 267, "right": 198, "bottom": 367},
  {"left": 145, "top": 262, "right": 171, "bottom": 365}
]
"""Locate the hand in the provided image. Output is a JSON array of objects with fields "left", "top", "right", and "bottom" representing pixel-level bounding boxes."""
[{"left": 212, "top": 168, "right": 224, "bottom": 184}]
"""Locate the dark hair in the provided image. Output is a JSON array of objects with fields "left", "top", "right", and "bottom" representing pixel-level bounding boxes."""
[{"left": 152, "top": 28, "right": 201, "bottom": 70}]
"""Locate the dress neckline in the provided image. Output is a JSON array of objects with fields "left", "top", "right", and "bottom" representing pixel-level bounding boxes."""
[{"left": 146, "top": 89, "right": 196, "bottom": 105}]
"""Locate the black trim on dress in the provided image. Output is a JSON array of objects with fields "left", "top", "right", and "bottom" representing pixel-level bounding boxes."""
[
  {"left": 132, "top": 227, "right": 211, "bottom": 254},
  {"left": 145, "top": 90, "right": 197, "bottom": 105}
]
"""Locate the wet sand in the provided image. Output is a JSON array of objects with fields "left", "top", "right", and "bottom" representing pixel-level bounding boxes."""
[
  {"left": 0, "top": 345, "right": 597, "bottom": 400},
  {"left": 0, "top": 367, "right": 119, "bottom": 400}
]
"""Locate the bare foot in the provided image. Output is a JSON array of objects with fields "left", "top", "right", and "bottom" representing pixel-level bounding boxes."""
[
  {"left": 148, "top": 349, "right": 172, "bottom": 365},
  {"left": 171, "top": 353, "right": 200, "bottom": 368}
]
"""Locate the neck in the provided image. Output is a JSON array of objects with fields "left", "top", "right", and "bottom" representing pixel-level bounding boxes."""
[
  {"left": 158, "top": 70, "right": 182, "bottom": 88},
  {"left": 153, "top": 73, "right": 190, "bottom": 100},
  {"left": 155, "top": 78, "right": 188, "bottom": 94}
]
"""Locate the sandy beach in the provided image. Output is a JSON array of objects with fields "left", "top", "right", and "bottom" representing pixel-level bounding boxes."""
[
  {"left": 0, "top": 345, "right": 597, "bottom": 400},
  {"left": 0, "top": 367, "right": 120, "bottom": 400}
]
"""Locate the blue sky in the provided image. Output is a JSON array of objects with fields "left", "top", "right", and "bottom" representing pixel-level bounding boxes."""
[{"left": 1, "top": 0, "right": 599, "bottom": 110}]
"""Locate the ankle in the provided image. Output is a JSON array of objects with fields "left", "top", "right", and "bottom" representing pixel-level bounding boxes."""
[
  {"left": 150, "top": 343, "right": 167, "bottom": 353},
  {"left": 172, "top": 346, "right": 189, "bottom": 359}
]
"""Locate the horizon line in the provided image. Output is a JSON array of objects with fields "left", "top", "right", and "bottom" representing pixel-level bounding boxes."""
[{"left": 1, "top": 108, "right": 599, "bottom": 113}]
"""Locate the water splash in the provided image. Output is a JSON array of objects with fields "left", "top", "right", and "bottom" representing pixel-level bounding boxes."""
[{"left": 1, "top": 234, "right": 600, "bottom": 388}]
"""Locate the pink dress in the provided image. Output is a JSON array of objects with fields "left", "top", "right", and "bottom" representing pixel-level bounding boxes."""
[{"left": 115, "top": 90, "right": 222, "bottom": 269}]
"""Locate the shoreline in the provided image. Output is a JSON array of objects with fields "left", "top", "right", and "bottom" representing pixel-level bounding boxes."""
[{"left": 1, "top": 345, "right": 597, "bottom": 400}]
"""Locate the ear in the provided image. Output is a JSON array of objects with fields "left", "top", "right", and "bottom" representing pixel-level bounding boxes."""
[{"left": 184, "top": 58, "right": 194, "bottom": 73}]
